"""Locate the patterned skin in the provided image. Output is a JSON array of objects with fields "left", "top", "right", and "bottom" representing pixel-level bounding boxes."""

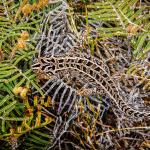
[{"left": 32, "top": 49, "right": 150, "bottom": 120}]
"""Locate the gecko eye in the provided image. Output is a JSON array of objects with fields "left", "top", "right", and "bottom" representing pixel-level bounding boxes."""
[{"left": 39, "top": 57, "right": 47, "bottom": 64}]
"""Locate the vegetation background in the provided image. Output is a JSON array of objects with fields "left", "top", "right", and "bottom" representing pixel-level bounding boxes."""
[{"left": 0, "top": 0, "right": 149, "bottom": 149}]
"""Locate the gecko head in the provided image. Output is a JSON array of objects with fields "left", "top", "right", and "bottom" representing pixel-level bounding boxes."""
[
  {"left": 32, "top": 57, "right": 56, "bottom": 78},
  {"left": 31, "top": 57, "right": 56, "bottom": 80},
  {"left": 39, "top": 57, "right": 56, "bottom": 76}
]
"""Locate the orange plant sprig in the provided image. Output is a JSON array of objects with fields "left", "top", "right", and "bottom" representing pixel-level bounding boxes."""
[
  {"left": 10, "top": 31, "right": 29, "bottom": 59},
  {"left": 15, "top": 96, "right": 53, "bottom": 135},
  {"left": 15, "top": 0, "right": 49, "bottom": 20}
]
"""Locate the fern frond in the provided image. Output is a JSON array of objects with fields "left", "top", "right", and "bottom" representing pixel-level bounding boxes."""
[
  {"left": 0, "top": 95, "right": 25, "bottom": 138},
  {"left": 22, "top": 129, "right": 53, "bottom": 150},
  {"left": 87, "top": 0, "right": 150, "bottom": 39},
  {"left": 125, "top": 59, "right": 150, "bottom": 91},
  {"left": 131, "top": 33, "right": 150, "bottom": 59},
  {"left": 0, "top": 95, "right": 53, "bottom": 142},
  {"left": 0, "top": 59, "right": 43, "bottom": 95}
]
